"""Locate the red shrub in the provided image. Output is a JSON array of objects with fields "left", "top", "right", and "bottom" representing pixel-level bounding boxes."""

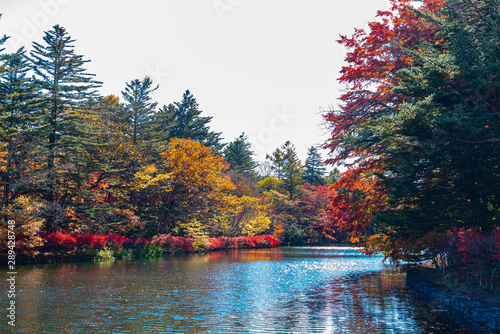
[
  {"left": 219, "top": 237, "right": 238, "bottom": 249},
  {"left": 215, "top": 235, "right": 281, "bottom": 249},
  {"left": 74, "top": 234, "right": 98, "bottom": 247},
  {"left": 448, "top": 228, "right": 500, "bottom": 290},
  {"left": 134, "top": 238, "right": 149, "bottom": 246},
  {"left": 36, "top": 232, "right": 281, "bottom": 258},
  {"left": 42, "top": 232, "right": 77, "bottom": 249},
  {"left": 105, "top": 234, "right": 132, "bottom": 249},
  {"left": 153, "top": 234, "right": 194, "bottom": 252},
  {"left": 206, "top": 238, "right": 225, "bottom": 250},
  {"left": 253, "top": 236, "right": 267, "bottom": 247},
  {"left": 455, "top": 228, "right": 492, "bottom": 265},
  {"left": 242, "top": 236, "right": 256, "bottom": 248},
  {"left": 264, "top": 235, "right": 281, "bottom": 247}
]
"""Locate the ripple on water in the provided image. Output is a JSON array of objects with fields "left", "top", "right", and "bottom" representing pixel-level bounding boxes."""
[{"left": 2, "top": 246, "right": 475, "bottom": 333}]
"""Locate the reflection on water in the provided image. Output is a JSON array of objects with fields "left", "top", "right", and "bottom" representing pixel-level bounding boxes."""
[{"left": 1, "top": 247, "right": 473, "bottom": 333}]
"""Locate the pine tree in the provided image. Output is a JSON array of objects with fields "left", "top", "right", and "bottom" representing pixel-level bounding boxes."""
[
  {"left": 100, "top": 95, "right": 129, "bottom": 130},
  {"left": 325, "top": 0, "right": 500, "bottom": 260},
  {"left": 0, "top": 48, "right": 42, "bottom": 217},
  {"left": 266, "top": 149, "right": 285, "bottom": 179},
  {"left": 121, "top": 76, "right": 158, "bottom": 147},
  {"left": 148, "top": 103, "right": 176, "bottom": 152},
  {"left": 267, "top": 141, "right": 303, "bottom": 199},
  {"left": 30, "top": 25, "right": 101, "bottom": 231},
  {"left": 65, "top": 96, "right": 142, "bottom": 233},
  {"left": 376, "top": 0, "right": 500, "bottom": 238},
  {"left": 303, "top": 145, "right": 326, "bottom": 185},
  {"left": 169, "top": 90, "right": 223, "bottom": 151},
  {"left": 281, "top": 141, "right": 304, "bottom": 200},
  {"left": 326, "top": 168, "right": 341, "bottom": 184},
  {"left": 223, "top": 133, "right": 256, "bottom": 174}
]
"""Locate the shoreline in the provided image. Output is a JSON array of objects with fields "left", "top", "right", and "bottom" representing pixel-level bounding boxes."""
[
  {"left": 406, "top": 268, "right": 500, "bottom": 333},
  {"left": 2, "top": 233, "right": 282, "bottom": 266}
]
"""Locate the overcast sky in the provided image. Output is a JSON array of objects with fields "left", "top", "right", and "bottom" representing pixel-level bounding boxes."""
[{"left": 1, "top": 0, "right": 390, "bottom": 165}]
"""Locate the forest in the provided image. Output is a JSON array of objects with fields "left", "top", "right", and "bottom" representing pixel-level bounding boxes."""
[
  {"left": 0, "top": 17, "right": 341, "bottom": 261},
  {"left": 1, "top": 0, "right": 500, "bottom": 291}
]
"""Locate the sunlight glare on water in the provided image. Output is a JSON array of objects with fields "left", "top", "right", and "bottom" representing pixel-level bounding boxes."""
[{"left": 1, "top": 246, "right": 473, "bottom": 333}]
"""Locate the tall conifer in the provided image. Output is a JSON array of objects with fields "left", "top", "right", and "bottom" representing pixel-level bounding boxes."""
[
  {"left": 0, "top": 49, "right": 42, "bottom": 217},
  {"left": 267, "top": 141, "right": 303, "bottom": 199},
  {"left": 169, "top": 90, "right": 224, "bottom": 151},
  {"left": 303, "top": 145, "right": 326, "bottom": 185},
  {"left": 30, "top": 25, "right": 100, "bottom": 231},
  {"left": 121, "top": 76, "right": 158, "bottom": 147},
  {"left": 223, "top": 133, "right": 256, "bottom": 174}
]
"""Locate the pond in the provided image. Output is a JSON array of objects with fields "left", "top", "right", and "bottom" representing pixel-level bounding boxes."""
[{"left": 2, "top": 247, "right": 474, "bottom": 333}]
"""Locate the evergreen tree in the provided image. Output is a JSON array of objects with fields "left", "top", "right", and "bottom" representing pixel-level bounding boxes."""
[
  {"left": 0, "top": 15, "right": 7, "bottom": 54},
  {"left": 375, "top": 0, "right": 500, "bottom": 238},
  {"left": 303, "top": 145, "right": 326, "bottom": 185},
  {"left": 101, "top": 95, "right": 129, "bottom": 130},
  {"left": 324, "top": 0, "right": 500, "bottom": 259},
  {"left": 65, "top": 96, "right": 142, "bottom": 233},
  {"left": 267, "top": 141, "right": 303, "bottom": 199},
  {"left": 30, "top": 25, "right": 101, "bottom": 231},
  {"left": 266, "top": 149, "right": 285, "bottom": 179},
  {"left": 169, "top": 90, "right": 224, "bottom": 151},
  {"left": 326, "top": 168, "right": 341, "bottom": 184},
  {"left": 0, "top": 48, "right": 42, "bottom": 218},
  {"left": 223, "top": 133, "right": 257, "bottom": 174},
  {"left": 148, "top": 103, "right": 176, "bottom": 152},
  {"left": 119, "top": 76, "right": 160, "bottom": 212},
  {"left": 121, "top": 76, "right": 158, "bottom": 147}
]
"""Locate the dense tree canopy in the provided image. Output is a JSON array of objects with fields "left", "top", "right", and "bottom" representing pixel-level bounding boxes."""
[
  {"left": 0, "top": 48, "right": 42, "bottom": 216},
  {"left": 324, "top": 0, "right": 500, "bottom": 262},
  {"left": 2, "top": 2, "right": 498, "bottom": 288}
]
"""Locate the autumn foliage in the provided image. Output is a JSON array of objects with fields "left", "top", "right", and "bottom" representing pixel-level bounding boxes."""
[
  {"left": 323, "top": 0, "right": 500, "bottom": 290},
  {"left": 444, "top": 228, "right": 500, "bottom": 290},
  {"left": 325, "top": 0, "right": 445, "bottom": 165},
  {"left": 323, "top": 164, "right": 388, "bottom": 244},
  {"left": 4, "top": 232, "right": 281, "bottom": 260}
]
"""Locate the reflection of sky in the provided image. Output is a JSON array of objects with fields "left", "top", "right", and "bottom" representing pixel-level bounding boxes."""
[{"left": 1, "top": 247, "right": 473, "bottom": 333}]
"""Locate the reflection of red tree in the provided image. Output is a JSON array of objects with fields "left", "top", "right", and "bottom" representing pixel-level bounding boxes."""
[
  {"left": 207, "top": 251, "right": 224, "bottom": 261},
  {"left": 380, "top": 269, "right": 406, "bottom": 291}
]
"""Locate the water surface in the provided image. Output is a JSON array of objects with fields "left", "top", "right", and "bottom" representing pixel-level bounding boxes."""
[{"left": 1, "top": 247, "right": 473, "bottom": 333}]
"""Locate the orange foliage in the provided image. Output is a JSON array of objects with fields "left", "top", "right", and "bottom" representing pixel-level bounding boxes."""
[
  {"left": 161, "top": 138, "right": 235, "bottom": 203},
  {"left": 325, "top": 162, "right": 388, "bottom": 244},
  {"left": 157, "top": 138, "right": 237, "bottom": 230}
]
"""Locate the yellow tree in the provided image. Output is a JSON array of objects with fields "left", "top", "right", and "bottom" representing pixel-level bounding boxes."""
[
  {"left": 208, "top": 195, "right": 271, "bottom": 237},
  {"left": 136, "top": 138, "right": 237, "bottom": 235}
]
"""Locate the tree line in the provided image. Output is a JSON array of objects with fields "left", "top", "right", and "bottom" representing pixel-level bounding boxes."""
[
  {"left": 3, "top": 0, "right": 498, "bottom": 290},
  {"left": 0, "top": 21, "right": 339, "bottom": 249}
]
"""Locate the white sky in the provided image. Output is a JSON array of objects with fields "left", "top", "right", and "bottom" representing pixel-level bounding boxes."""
[{"left": 1, "top": 0, "right": 390, "bottom": 165}]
